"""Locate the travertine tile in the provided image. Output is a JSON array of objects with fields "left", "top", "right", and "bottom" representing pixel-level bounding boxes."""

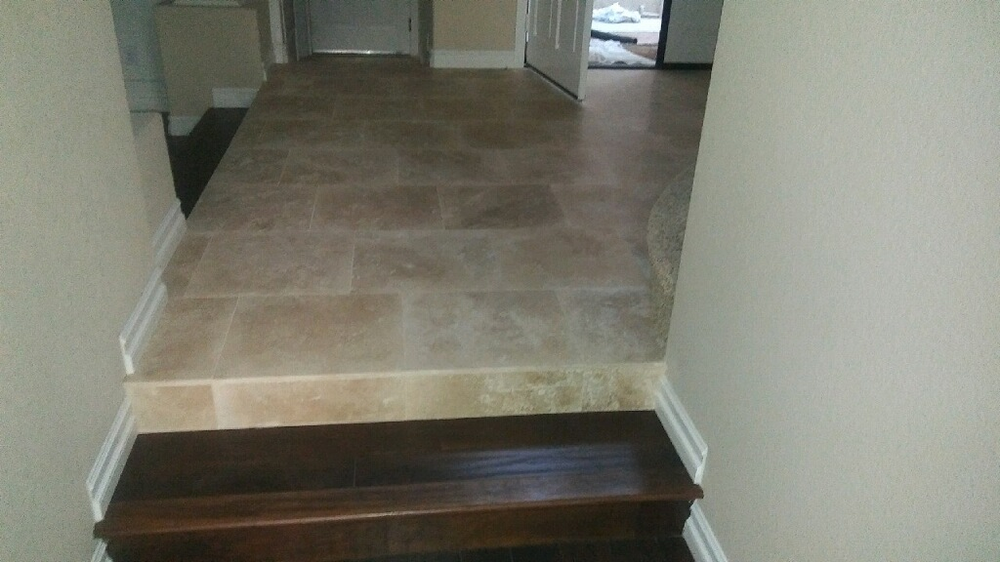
[
  {"left": 187, "top": 184, "right": 317, "bottom": 232},
  {"left": 459, "top": 121, "right": 561, "bottom": 149},
  {"left": 330, "top": 96, "right": 423, "bottom": 120},
  {"left": 254, "top": 119, "right": 365, "bottom": 149},
  {"left": 551, "top": 184, "right": 631, "bottom": 231},
  {"left": 352, "top": 231, "right": 499, "bottom": 292},
  {"left": 499, "top": 227, "right": 647, "bottom": 289},
  {"left": 282, "top": 148, "right": 398, "bottom": 184},
  {"left": 438, "top": 184, "right": 565, "bottom": 229},
  {"left": 403, "top": 371, "right": 582, "bottom": 419},
  {"left": 399, "top": 149, "right": 508, "bottom": 185},
  {"left": 127, "top": 383, "right": 217, "bottom": 432},
  {"left": 214, "top": 376, "right": 405, "bottom": 428},
  {"left": 185, "top": 232, "right": 354, "bottom": 296},
  {"left": 216, "top": 294, "right": 403, "bottom": 378},
  {"left": 558, "top": 289, "right": 664, "bottom": 363},
  {"left": 364, "top": 122, "right": 460, "bottom": 148},
  {"left": 214, "top": 148, "right": 287, "bottom": 183},
  {"left": 579, "top": 365, "right": 663, "bottom": 411},
  {"left": 162, "top": 233, "right": 210, "bottom": 296},
  {"left": 500, "top": 148, "right": 615, "bottom": 184},
  {"left": 403, "top": 291, "right": 568, "bottom": 370},
  {"left": 417, "top": 97, "right": 506, "bottom": 120},
  {"left": 135, "top": 297, "right": 237, "bottom": 380},
  {"left": 312, "top": 184, "right": 441, "bottom": 230}
]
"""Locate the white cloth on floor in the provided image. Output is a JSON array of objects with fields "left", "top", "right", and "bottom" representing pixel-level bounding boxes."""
[{"left": 592, "top": 2, "right": 642, "bottom": 24}]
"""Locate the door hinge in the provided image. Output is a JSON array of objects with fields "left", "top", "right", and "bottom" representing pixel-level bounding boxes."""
[{"left": 409, "top": 18, "right": 412, "bottom": 32}]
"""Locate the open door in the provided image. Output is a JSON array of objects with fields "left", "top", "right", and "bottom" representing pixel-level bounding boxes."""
[{"left": 525, "top": 0, "right": 595, "bottom": 100}]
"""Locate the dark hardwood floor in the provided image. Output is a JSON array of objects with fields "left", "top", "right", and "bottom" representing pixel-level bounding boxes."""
[
  {"left": 165, "top": 108, "right": 247, "bottom": 216},
  {"left": 96, "top": 412, "right": 701, "bottom": 562}
]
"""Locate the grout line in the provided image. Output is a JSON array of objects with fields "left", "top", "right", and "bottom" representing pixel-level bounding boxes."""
[
  {"left": 307, "top": 185, "right": 319, "bottom": 231},
  {"left": 210, "top": 296, "right": 241, "bottom": 379}
]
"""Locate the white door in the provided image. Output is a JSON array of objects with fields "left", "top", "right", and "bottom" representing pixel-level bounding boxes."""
[
  {"left": 309, "top": 0, "right": 411, "bottom": 54},
  {"left": 525, "top": 0, "right": 594, "bottom": 100}
]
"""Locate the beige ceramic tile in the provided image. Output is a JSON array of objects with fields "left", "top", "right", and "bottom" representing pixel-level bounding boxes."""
[
  {"left": 135, "top": 297, "right": 237, "bottom": 380},
  {"left": 312, "top": 184, "right": 442, "bottom": 230},
  {"left": 398, "top": 149, "right": 508, "bottom": 185},
  {"left": 187, "top": 184, "right": 317, "bottom": 232},
  {"left": 127, "top": 383, "right": 217, "bottom": 432},
  {"left": 213, "top": 148, "right": 287, "bottom": 183},
  {"left": 214, "top": 376, "right": 405, "bottom": 428},
  {"left": 499, "top": 227, "right": 647, "bottom": 289},
  {"left": 216, "top": 294, "right": 403, "bottom": 378},
  {"left": 185, "top": 232, "right": 354, "bottom": 296},
  {"left": 352, "top": 231, "right": 499, "bottom": 293},
  {"left": 558, "top": 289, "right": 664, "bottom": 363},
  {"left": 403, "top": 291, "right": 568, "bottom": 370},
  {"left": 329, "top": 96, "right": 424, "bottom": 120},
  {"left": 439, "top": 184, "right": 565, "bottom": 229},
  {"left": 282, "top": 148, "right": 398, "bottom": 184},
  {"left": 162, "top": 233, "right": 211, "bottom": 296}
]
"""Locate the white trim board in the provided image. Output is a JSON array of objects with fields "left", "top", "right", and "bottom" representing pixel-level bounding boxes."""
[
  {"left": 654, "top": 375, "right": 708, "bottom": 484},
  {"left": 684, "top": 502, "right": 730, "bottom": 562},
  {"left": 86, "top": 400, "right": 137, "bottom": 521},
  {"left": 430, "top": 50, "right": 524, "bottom": 69},
  {"left": 212, "top": 87, "right": 258, "bottom": 108},
  {"left": 153, "top": 200, "right": 186, "bottom": 270},
  {"left": 91, "top": 540, "right": 112, "bottom": 562},
  {"left": 167, "top": 115, "right": 200, "bottom": 136},
  {"left": 118, "top": 268, "right": 167, "bottom": 376}
]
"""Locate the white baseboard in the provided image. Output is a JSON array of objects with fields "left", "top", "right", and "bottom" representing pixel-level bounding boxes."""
[
  {"left": 153, "top": 200, "right": 186, "bottom": 271},
  {"left": 212, "top": 87, "right": 259, "bottom": 108},
  {"left": 91, "top": 540, "right": 111, "bottom": 562},
  {"left": 167, "top": 115, "right": 200, "bottom": 136},
  {"left": 86, "top": 400, "right": 137, "bottom": 521},
  {"left": 430, "top": 50, "right": 524, "bottom": 69},
  {"left": 684, "top": 502, "right": 729, "bottom": 562},
  {"left": 654, "top": 375, "right": 708, "bottom": 484},
  {"left": 118, "top": 268, "right": 167, "bottom": 375}
]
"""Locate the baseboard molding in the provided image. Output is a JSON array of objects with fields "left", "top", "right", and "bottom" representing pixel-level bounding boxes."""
[
  {"left": 167, "top": 114, "right": 200, "bottom": 136},
  {"left": 118, "top": 268, "right": 167, "bottom": 375},
  {"left": 212, "top": 87, "right": 259, "bottom": 108},
  {"left": 91, "top": 540, "right": 111, "bottom": 562},
  {"left": 430, "top": 50, "right": 523, "bottom": 69},
  {"left": 654, "top": 375, "right": 707, "bottom": 484},
  {"left": 152, "top": 199, "right": 186, "bottom": 270},
  {"left": 86, "top": 400, "right": 137, "bottom": 521},
  {"left": 684, "top": 502, "right": 729, "bottom": 562}
]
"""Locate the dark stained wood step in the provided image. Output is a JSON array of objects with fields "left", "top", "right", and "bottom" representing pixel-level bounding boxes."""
[{"left": 96, "top": 412, "right": 701, "bottom": 562}]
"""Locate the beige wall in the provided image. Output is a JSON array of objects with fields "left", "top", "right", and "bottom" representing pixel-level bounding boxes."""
[
  {"left": 155, "top": 5, "right": 264, "bottom": 118},
  {"left": 666, "top": 3, "right": 1000, "bottom": 560},
  {"left": 131, "top": 112, "right": 178, "bottom": 236},
  {"left": 662, "top": 0, "right": 722, "bottom": 64},
  {"left": 0, "top": 4, "right": 157, "bottom": 561},
  {"left": 432, "top": 0, "right": 519, "bottom": 51}
]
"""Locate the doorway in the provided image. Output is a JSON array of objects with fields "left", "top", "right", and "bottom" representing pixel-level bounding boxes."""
[
  {"left": 292, "top": 0, "right": 419, "bottom": 58},
  {"left": 588, "top": 0, "right": 666, "bottom": 68}
]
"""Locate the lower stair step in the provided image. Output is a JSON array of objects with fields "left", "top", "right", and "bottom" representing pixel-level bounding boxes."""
[{"left": 95, "top": 412, "right": 702, "bottom": 562}]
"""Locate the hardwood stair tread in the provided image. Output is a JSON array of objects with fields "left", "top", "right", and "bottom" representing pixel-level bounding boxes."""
[{"left": 96, "top": 412, "right": 701, "bottom": 561}]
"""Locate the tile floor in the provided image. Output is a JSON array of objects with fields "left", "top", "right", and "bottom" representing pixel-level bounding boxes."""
[{"left": 131, "top": 56, "right": 710, "bottom": 432}]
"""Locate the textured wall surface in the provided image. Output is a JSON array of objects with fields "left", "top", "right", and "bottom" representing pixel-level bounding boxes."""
[
  {"left": 0, "top": 4, "right": 155, "bottom": 560},
  {"left": 666, "top": 3, "right": 1000, "bottom": 560}
]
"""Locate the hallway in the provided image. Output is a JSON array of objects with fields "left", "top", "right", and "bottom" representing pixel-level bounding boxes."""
[{"left": 132, "top": 57, "right": 710, "bottom": 432}]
